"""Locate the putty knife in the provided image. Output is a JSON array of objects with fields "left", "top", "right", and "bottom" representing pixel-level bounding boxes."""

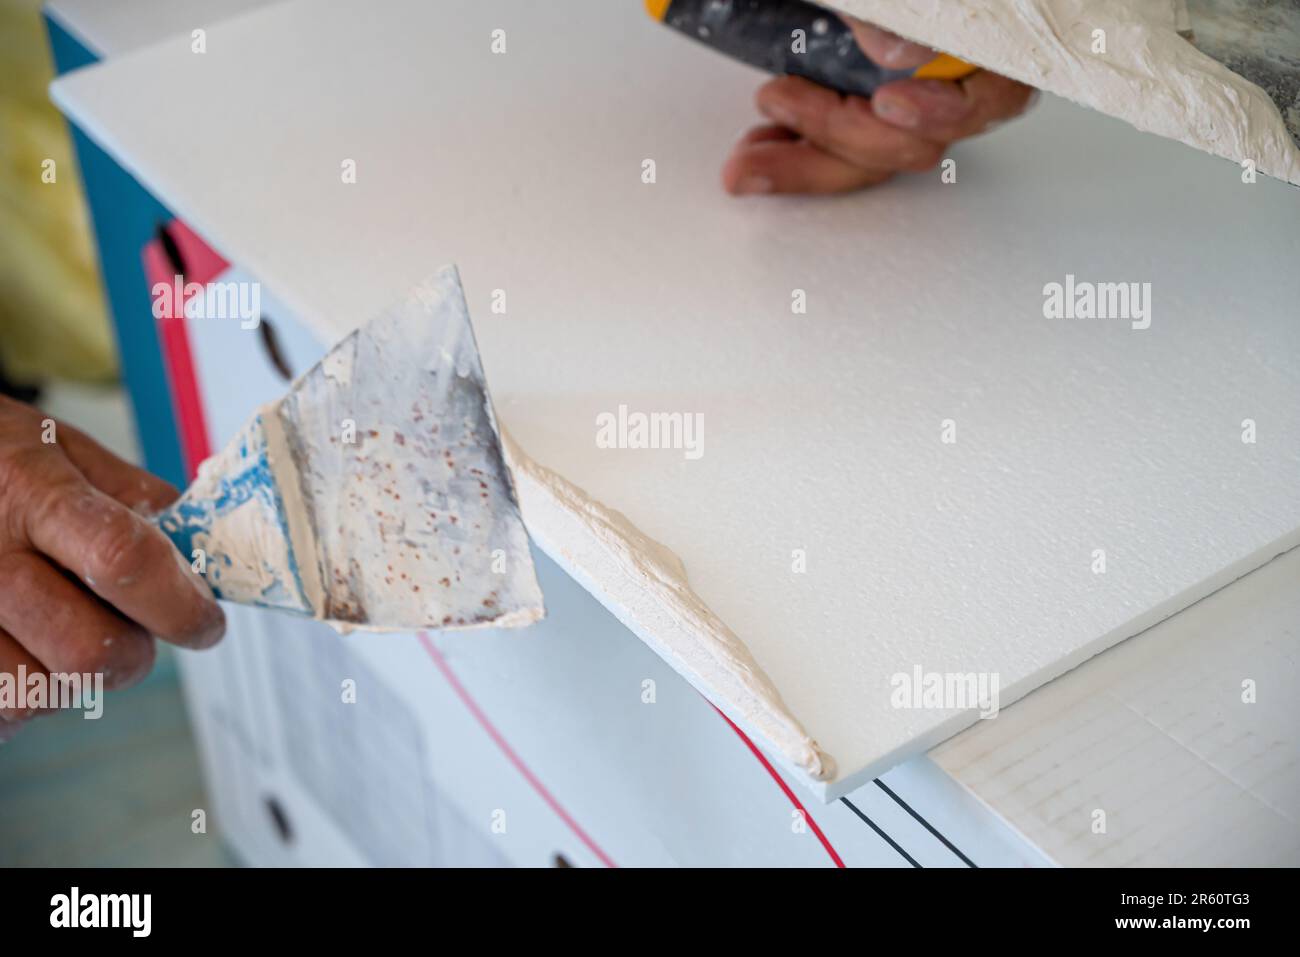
[{"left": 156, "top": 266, "right": 545, "bottom": 632}]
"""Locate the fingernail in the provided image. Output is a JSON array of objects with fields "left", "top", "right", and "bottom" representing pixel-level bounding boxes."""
[
  {"left": 880, "top": 38, "right": 929, "bottom": 67},
  {"left": 194, "top": 603, "right": 227, "bottom": 649},
  {"left": 735, "top": 176, "right": 774, "bottom": 195},
  {"left": 760, "top": 100, "right": 800, "bottom": 130},
  {"left": 910, "top": 80, "right": 973, "bottom": 121},
  {"left": 873, "top": 95, "right": 921, "bottom": 128}
]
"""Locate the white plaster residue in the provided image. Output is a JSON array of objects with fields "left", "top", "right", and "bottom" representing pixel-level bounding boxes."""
[
  {"left": 173, "top": 414, "right": 313, "bottom": 615},
  {"left": 829, "top": 0, "right": 1300, "bottom": 185},
  {"left": 320, "top": 339, "right": 353, "bottom": 386},
  {"left": 192, "top": 495, "right": 292, "bottom": 601},
  {"left": 502, "top": 430, "right": 835, "bottom": 781},
  {"left": 261, "top": 398, "right": 324, "bottom": 613}
]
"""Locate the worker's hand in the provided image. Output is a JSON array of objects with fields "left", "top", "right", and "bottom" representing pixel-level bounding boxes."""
[
  {"left": 723, "top": 18, "right": 1037, "bottom": 195},
  {"left": 0, "top": 396, "right": 224, "bottom": 740}
]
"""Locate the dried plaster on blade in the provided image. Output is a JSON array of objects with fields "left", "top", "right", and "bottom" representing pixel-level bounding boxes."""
[
  {"left": 174, "top": 420, "right": 309, "bottom": 612},
  {"left": 502, "top": 431, "right": 835, "bottom": 782},
  {"left": 827, "top": 0, "right": 1300, "bottom": 186}
]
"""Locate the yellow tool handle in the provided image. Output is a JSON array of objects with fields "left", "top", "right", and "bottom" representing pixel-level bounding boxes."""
[{"left": 913, "top": 53, "right": 978, "bottom": 81}]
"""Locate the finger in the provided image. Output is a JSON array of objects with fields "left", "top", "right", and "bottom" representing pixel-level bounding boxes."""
[
  {"left": 723, "top": 136, "right": 895, "bottom": 195},
  {"left": 756, "top": 76, "right": 945, "bottom": 173},
  {"left": 23, "top": 470, "right": 224, "bottom": 649},
  {"left": 872, "top": 73, "right": 1037, "bottom": 141},
  {"left": 0, "top": 551, "right": 156, "bottom": 691},
  {"left": 738, "top": 123, "right": 799, "bottom": 147},
  {"left": 53, "top": 419, "right": 180, "bottom": 514},
  {"left": 843, "top": 18, "right": 936, "bottom": 70},
  {"left": 871, "top": 78, "right": 976, "bottom": 134},
  {"left": 953, "top": 69, "right": 1039, "bottom": 133},
  {"left": 724, "top": 123, "right": 799, "bottom": 193},
  {"left": 0, "top": 626, "right": 50, "bottom": 722}
]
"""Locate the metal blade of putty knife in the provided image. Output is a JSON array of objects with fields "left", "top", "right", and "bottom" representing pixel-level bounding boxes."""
[
  {"left": 156, "top": 265, "right": 545, "bottom": 632},
  {"left": 1180, "top": 0, "right": 1300, "bottom": 146}
]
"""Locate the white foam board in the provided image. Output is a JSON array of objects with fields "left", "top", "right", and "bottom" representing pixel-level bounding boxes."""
[
  {"left": 51, "top": 0, "right": 1300, "bottom": 796},
  {"left": 177, "top": 274, "right": 1047, "bottom": 867},
  {"left": 45, "top": 0, "right": 277, "bottom": 57},
  {"left": 935, "top": 545, "right": 1300, "bottom": 866}
]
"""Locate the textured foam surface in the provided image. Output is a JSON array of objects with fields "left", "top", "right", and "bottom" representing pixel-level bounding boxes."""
[{"left": 52, "top": 0, "right": 1300, "bottom": 792}]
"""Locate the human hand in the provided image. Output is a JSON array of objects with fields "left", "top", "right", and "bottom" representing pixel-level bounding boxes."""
[
  {"left": 0, "top": 396, "right": 224, "bottom": 740},
  {"left": 723, "top": 18, "right": 1037, "bottom": 195}
]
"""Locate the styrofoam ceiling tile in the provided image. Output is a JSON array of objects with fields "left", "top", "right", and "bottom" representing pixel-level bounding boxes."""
[{"left": 52, "top": 0, "right": 1300, "bottom": 796}]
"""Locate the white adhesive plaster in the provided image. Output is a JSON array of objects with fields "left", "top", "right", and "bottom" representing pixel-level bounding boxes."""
[
  {"left": 503, "top": 430, "right": 835, "bottom": 780},
  {"left": 829, "top": 0, "right": 1300, "bottom": 185}
]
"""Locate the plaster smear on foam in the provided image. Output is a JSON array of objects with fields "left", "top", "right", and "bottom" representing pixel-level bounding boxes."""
[
  {"left": 829, "top": 0, "right": 1300, "bottom": 185},
  {"left": 502, "top": 431, "right": 835, "bottom": 781}
]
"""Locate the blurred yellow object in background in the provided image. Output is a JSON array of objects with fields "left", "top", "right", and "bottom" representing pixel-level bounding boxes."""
[{"left": 1, "top": 0, "right": 116, "bottom": 384}]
